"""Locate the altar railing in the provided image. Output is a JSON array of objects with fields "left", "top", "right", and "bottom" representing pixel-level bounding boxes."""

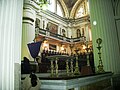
[{"left": 46, "top": 55, "right": 81, "bottom": 77}]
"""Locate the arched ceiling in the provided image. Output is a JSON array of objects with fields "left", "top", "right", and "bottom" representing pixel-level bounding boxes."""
[
  {"left": 63, "top": 0, "right": 78, "bottom": 13},
  {"left": 58, "top": 0, "right": 84, "bottom": 18}
]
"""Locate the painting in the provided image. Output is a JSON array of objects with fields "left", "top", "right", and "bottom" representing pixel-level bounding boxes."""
[{"left": 48, "top": 22, "right": 58, "bottom": 35}]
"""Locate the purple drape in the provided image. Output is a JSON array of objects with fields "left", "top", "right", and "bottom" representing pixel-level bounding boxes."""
[{"left": 27, "top": 41, "right": 42, "bottom": 58}]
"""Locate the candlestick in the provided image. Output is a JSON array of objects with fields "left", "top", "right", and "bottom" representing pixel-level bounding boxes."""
[
  {"left": 96, "top": 38, "right": 105, "bottom": 73},
  {"left": 70, "top": 59, "right": 74, "bottom": 76},
  {"left": 55, "top": 58, "right": 58, "bottom": 77},
  {"left": 74, "top": 49, "right": 80, "bottom": 75}
]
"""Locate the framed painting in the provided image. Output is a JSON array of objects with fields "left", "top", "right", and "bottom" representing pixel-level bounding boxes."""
[{"left": 48, "top": 22, "right": 58, "bottom": 35}]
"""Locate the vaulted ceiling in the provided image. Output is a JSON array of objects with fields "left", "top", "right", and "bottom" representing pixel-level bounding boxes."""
[
  {"left": 63, "top": 0, "right": 78, "bottom": 12},
  {"left": 58, "top": 0, "right": 84, "bottom": 18}
]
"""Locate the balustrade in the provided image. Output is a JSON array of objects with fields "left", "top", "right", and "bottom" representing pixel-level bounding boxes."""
[
  {"left": 46, "top": 55, "right": 76, "bottom": 77},
  {"left": 35, "top": 27, "right": 85, "bottom": 43}
]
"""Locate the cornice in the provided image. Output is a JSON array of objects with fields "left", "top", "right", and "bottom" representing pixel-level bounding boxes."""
[
  {"left": 24, "top": 0, "right": 40, "bottom": 10},
  {"left": 38, "top": 10, "right": 68, "bottom": 24}
]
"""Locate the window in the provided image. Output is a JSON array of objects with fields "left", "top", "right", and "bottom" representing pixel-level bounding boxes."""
[
  {"left": 76, "top": 29, "right": 81, "bottom": 38},
  {"left": 35, "top": 18, "right": 40, "bottom": 28},
  {"left": 47, "top": 0, "right": 64, "bottom": 17}
]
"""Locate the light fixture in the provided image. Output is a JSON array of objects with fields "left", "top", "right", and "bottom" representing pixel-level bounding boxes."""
[
  {"left": 93, "top": 21, "right": 97, "bottom": 25},
  {"left": 82, "top": 45, "right": 86, "bottom": 50},
  {"left": 43, "top": 39, "right": 49, "bottom": 50},
  {"left": 61, "top": 45, "right": 64, "bottom": 51}
]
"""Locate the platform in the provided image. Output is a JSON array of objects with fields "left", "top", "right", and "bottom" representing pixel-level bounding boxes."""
[{"left": 21, "top": 72, "right": 113, "bottom": 90}]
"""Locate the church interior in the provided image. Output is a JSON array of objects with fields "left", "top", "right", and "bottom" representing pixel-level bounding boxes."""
[{"left": 0, "top": 0, "right": 120, "bottom": 90}]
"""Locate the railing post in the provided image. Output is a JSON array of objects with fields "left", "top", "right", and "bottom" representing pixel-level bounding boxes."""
[
  {"left": 66, "top": 59, "right": 70, "bottom": 76},
  {"left": 55, "top": 58, "right": 59, "bottom": 77},
  {"left": 50, "top": 60, "right": 54, "bottom": 77},
  {"left": 74, "top": 56, "right": 80, "bottom": 75},
  {"left": 70, "top": 59, "right": 74, "bottom": 76}
]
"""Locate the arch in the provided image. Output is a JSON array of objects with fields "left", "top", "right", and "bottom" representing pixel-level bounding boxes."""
[
  {"left": 35, "top": 18, "right": 40, "bottom": 28},
  {"left": 76, "top": 29, "right": 81, "bottom": 38},
  {"left": 70, "top": 0, "right": 83, "bottom": 19},
  {"left": 57, "top": 1, "right": 65, "bottom": 17},
  {"left": 82, "top": 28, "right": 85, "bottom": 36},
  {"left": 75, "top": 0, "right": 88, "bottom": 18},
  {"left": 62, "top": 29, "right": 66, "bottom": 37},
  {"left": 58, "top": 0, "right": 69, "bottom": 18}
]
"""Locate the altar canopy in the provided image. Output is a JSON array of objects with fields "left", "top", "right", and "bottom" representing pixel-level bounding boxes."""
[{"left": 27, "top": 41, "right": 42, "bottom": 58}]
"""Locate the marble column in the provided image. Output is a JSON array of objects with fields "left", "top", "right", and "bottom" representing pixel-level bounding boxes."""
[
  {"left": 89, "top": 0, "right": 120, "bottom": 74},
  {"left": 0, "top": 0, "right": 23, "bottom": 89}
]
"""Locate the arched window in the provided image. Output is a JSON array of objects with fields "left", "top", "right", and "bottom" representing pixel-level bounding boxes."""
[
  {"left": 35, "top": 18, "right": 40, "bottom": 28},
  {"left": 76, "top": 29, "right": 81, "bottom": 38},
  {"left": 62, "top": 29, "right": 66, "bottom": 37},
  {"left": 82, "top": 28, "right": 84, "bottom": 36}
]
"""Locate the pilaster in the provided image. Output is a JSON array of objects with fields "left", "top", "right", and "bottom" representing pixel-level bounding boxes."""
[{"left": 89, "top": 0, "right": 120, "bottom": 74}]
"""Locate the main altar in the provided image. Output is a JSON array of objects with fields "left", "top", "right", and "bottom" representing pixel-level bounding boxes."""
[{"left": 21, "top": 55, "right": 113, "bottom": 90}]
